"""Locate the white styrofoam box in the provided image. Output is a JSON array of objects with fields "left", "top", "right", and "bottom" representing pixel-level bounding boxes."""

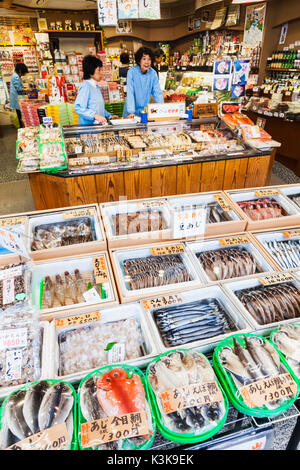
[
  {"left": 220, "top": 273, "right": 300, "bottom": 331},
  {"left": 186, "top": 235, "right": 277, "bottom": 283},
  {"left": 278, "top": 184, "right": 300, "bottom": 213},
  {"left": 139, "top": 285, "right": 253, "bottom": 353},
  {"left": 31, "top": 253, "right": 117, "bottom": 316},
  {"left": 49, "top": 303, "right": 159, "bottom": 384}
]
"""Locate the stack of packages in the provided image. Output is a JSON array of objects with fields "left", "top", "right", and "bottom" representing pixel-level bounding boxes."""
[
  {"left": 19, "top": 100, "right": 46, "bottom": 127},
  {"left": 67, "top": 103, "right": 79, "bottom": 125}
]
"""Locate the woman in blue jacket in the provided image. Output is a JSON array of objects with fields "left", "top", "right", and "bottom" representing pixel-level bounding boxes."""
[
  {"left": 123, "top": 47, "right": 164, "bottom": 118},
  {"left": 75, "top": 55, "right": 118, "bottom": 126},
  {"left": 10, "top": 63, "right": 28, "bottom": 127}
]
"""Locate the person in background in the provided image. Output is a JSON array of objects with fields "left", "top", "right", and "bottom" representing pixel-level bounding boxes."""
[
  {"left": 10, "top": 63, "right": 28, "bottom": 127},
  {"left": 74, "top": 55, "right": 118, "bottom": 126},
  {"left": 119, "top": 52, "right": 130, "bottom": 80},
  {"left": 152, "top": 48, "right": 164, "bottom": 75},
  {"left": 123, "top": 47, "right": 164, "bottom": 118}
]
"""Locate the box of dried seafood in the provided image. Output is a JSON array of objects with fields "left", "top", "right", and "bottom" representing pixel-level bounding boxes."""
[
  {"left": 27, "top": 204, "right": 106, "bottom": 261},
  {"left": 31, "top": 252, "right": 118, "bottom": 321},
  {"left": 100, "top": 197, "right": 175, "bottom": 249},
  {"left": 270, "top": 322, "right": 300, "bottom": 378},
  {"left": 249, "top": 228, "right": 300, "bottom": 272},
  {"left": 224, "top": 187, "right": 300, "bottom": 231},
  {"left": 166, "top": 191, "right": 246, "bottom": 238},
  {"left": 140, "top": 285, "right": 253, "bottom": 354},
  {"left": 277, "top": 183, "right": 300, "bottom": 213},
  {"left": 220, "top": 272, "right": 300, "bottom": 330},
  {"left": 185, "top": 233, "right": 278, "bottom": 284},
  {"left": 109, "top": 242, "right": 202, "bottom": 303},
  {"left": 48, "top": 303, "right": 159, "bottom": 384}
]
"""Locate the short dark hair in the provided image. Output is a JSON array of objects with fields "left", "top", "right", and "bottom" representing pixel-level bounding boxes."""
[
  {"left": 15, "top": 63, "right": 28, "bottom": 76},
  {"left": 154, "top": 48, "right": 164, "bottom": 59},
  {"left": 83, "top": 55, "right": 103, "bottom": 80},
  {"left": 135, "top": 47, "right": 154, "bottom": 66},
  {"left": 120, "top": 52, "right": 129, "bottom": 65}
]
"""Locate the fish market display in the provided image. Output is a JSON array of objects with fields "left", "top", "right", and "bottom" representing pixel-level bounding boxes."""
[
  {"left": 57, "top": 317, "right": 144, "bottom": 376},
  {"left": 235, "top": 282, "right": 300, "bottom": 325},
  {"left": 288, "top": 193, "right": 300, "bottom": 209},
  {"left": 79, "top": 366, "right": 155, "bottom": 450},
  {"left": 263, "top": 239, "right": 300, "bottom": 269},
  {"left": 152, "top": 299, "right": 233, "bottom": 347},
  {"left": 215, "top": 334, "right": 299, "bottom": 415},
  {"left": 147, "top": 350, "right": 227, "bottom": 440},
  {"left": 122, "top": 254, "right": 191, "bottom": 291},
  {"left": 271, "top": 323, "right": 300, "bottom": 376},
  {"left": 173, "top": 203, "right": 232, "bottom": 224},
  {"left": 31, "top": 217, "right": 94, "bottom": 251},
  {"left": 111, "top": 210, "right": 168, "bottom": 236},
  {"left": 0, "top": 262, "right": 28, "bottom": 310},
  {"left": 237, "top": 198, "right": 288, "bottom": 221},
  {"left": 0, "top": 380, "right": 75, "bottom": 449},
  {"left": 196, "top": 247, "right": 262, "bottom": 281}
]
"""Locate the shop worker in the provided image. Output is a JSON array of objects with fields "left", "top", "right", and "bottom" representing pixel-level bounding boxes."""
[
  {"left": 75, "top": 55, "right": 118, "bottom": 125},
  {"left": 119, "top": 52, "right": 130, "bottom": 80},
  {"left": 123, "top": 47, "right": 164, "bottom": 118},
  {"left": 10, "top": 62, "right": 28, "bottom": 127},
  {"left": 152, "top": 48, "right": 164, "bottom": 75}
]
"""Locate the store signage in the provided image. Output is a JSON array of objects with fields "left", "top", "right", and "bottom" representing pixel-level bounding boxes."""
[
  {"left": 6, "top": 423, "right": 69, "bottom": 450},
  {"left": 138, "top": 0, "right": 160, "bottom": 19},
  {"left": 258, "top": 272, "right": 295, "bottom": 286},
  {"left": 151, "top": 244, "right": 185, "bottom": 256},
  {"left": 93, "top": 256, "right": 109, "bottom": 284},
  {"left": 243, "top": 2, "right": 266, "bottom": 46},
  {"left": 147, "top": 102, "right": 186, "bottom": 121},
  {"left": 55, "top": 312, "right": 101, "bottom": 330},
  {"left": 118, "top": 0, "right": 139, "bottom": 19},
  {"left": 0, "top": 228, "right": 30, "bottom": 259},
  {"left": 142, "top": 293, "right": 183, "bottom": 310},
  {"left": 98, "top": 0, "right": 118, "bottom": 26},
  {"left": 172, "top": 207, "right": 207, "bottom": 239},
  {"left": 240, "top": 373, "right": 297, "bottom": 408}
]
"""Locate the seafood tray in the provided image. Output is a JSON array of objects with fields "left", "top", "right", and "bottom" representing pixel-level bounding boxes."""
[
  {"left": 146, "top": 350, "right": 229, "bottom": 443},
  {"left": 270, "top": 322, "right": 300, "bottom": 378},
  {"left": 110, "top": 242, "right": 201, "bottom": 303},
  {"left": 100, "top": 198, "right": 173, "bottom": 249},
  {"left": 186, "top": 235, "right": 277, "bottom": 283},
  {"left": 78, "top": 364, "right": 156, "bottom": 450},
  {"left": 31, "top": 252, "right": 118, "bottom": 320},
  {"left": 251, "top": 229, "right": 300, "bottom": 271},
  {"left": 166, "top": 192, "right": 246, "bottom": 238},
  {"left": 0, "top": 379, "right": 77, "bottom": 450},
  {"left": 27, "top": 204, "right": 106, "bottom": 261},
  {"left": 277, "top": 184, "right": 300, "bottom": 213},
  {"left": 221, "top": 274, "right": 300, "bottom": 330},
  {"left": 0, "top": 259, "right": 32, "bottom": 311},
  {"left": 225, "top": 188, "right": 300, "bottom": 231},
  {"left": 213, "top": 333, "right": 300, "bottom": 418},
  {"left": 140, "top": 285, "right": 252, "bottom": 353},
  {"left": 49, "top": 303, "right": 159, "bottom": 383}
]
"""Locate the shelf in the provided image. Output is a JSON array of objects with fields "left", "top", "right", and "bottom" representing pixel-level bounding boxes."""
[
  {"left": 41, "top": 30, "right": 103, "bottom": 34},
  {"left": 266, "top": 67, "right": 300, "bottom": 72}
]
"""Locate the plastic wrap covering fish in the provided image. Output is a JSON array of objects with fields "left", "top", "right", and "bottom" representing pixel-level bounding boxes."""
[
  {"left": 112, "top": 210, "right": 167, "bottom": 236},
  {"left": 122, "top": 255, "right": 190, "bottom": 291},
  {"left": 215, "top": 334, "right": 299, "bottom": 417},
  {"left": 152, "top": 299, "right": 233, "bottom": 347},
  {"left": 0, "top": 380, "right": 76, "bottom": 449},
  {"left": 196, "top": 247, "right": 262, "bottom": 281},
  {"left": 235, "top": 282, "right": 300, "bottom": 325},
  {"left": 237, "top": 198, "right": 288, "bottom": 221},
  {"left": 0, "top": 262, "right": 30, "bottom": 310},
  {"left": 146, "top": 350, "right": 228, "bottom": 443},
  {"left": 31, "top": 217, "right": 94, "bottom": 251},
  {"left": 78, "top": 366, "right": 155, "bottom": 450},
  {"left": 288, "top": 193, "right": 300, "bottom": 209},
  {"left": 57, "top": 318, "right": 144, "bottom": 376},
  {"left": 271, "top": 323, "right": 300, "bottom": 377},
  {"left": 263, "top": 239, "right": 300, "bottom": 269}
]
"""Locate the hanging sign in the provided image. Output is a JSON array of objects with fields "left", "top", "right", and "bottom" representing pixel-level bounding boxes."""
[
  {"left": 98, "top": 0, "right": 118, "bottom": 26},
  {"left": 139, "top": 0, "right": 160, "bottom": 19},
  {"left": 243, "top": 2, "right": 266, "bottom": 46},
  {"left": 118, "top": 0, "right": 139, "bottom": 19},
  {"left": 0, "top": 228, "right": 30, "bottom": 259}
]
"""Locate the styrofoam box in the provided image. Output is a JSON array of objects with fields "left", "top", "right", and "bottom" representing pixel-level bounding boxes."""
[
  {"left": 250, "top": 229, "right": 300, "bottom": 271},
  {"left": 140, "top": 285, "right": 253, "bottom": 354},
  {"left": 278, "top": 184, "right": 300, "bottom": 213},
  {"left": 27, "top": 204, "right": 107, "bottom": 261},
  {"left": 48, "top": 303, "right": 159, "bottom": 384},
  {"left": 166, "top": 191, "right": 246, "bottom": 238},
  {"left": 225, "top": 188, "right": 300, "bottom": 231},
  {"left": 220, "top": 273, "right": 300, "bottom": 331},
  {"left": 185, "top": 234, "right": 278, "bottom": 284},
  {"left": 110, "top": 242, "right": 202, "bottom": 303},
  {"left": 31, "top": 252, "right": 118, "bottom": 320},
  {"left": 100, "top": 198, "right": 173, "bottom": 249},
  {"left": 0, "top": 321, "right": 50, "bottom": 401}
]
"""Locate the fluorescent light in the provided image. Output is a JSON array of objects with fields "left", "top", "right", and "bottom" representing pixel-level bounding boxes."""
[{"left": 232, "top": 0, "right": 264, "bottom": 4}]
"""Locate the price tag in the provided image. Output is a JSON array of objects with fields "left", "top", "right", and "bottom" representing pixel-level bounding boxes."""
[
  {"left": 80, "top": 411, "right": 149, "bottom": 448},
  {"left": 219, "top": 235, "right": 250, "bottom": 247},
  {"left": 82, "top": 288, "right": 102, "bottom": 304},
  {"left": 63, "top": 208, "right": 96, "bottom": 219},
  {"left": 93, "top": 256, "right": 109, "bottom": 283},
  {"left": 160, "top": 381, "right": 224, "bottom": 415},
  {"left": 151, "top": 244, "right": 185, "bottom": 256},
  {"left": 240, "top": 373, "right": 297, "bottom": 408},
  {"left": 279, "top": 113, "right": 285, "bottom": 118},
  {"left": 107, "top": 343, "right": 125, "bottom": 363},
  {"left": 74, "top": 145, "right": 83, "bottom": 154},
  {"left": 0, "top": 327, "right": 27, "bottom": 351},
  {"left": 0, "top": 217, "right": 25, "bottom": 227},
  {"left": 0, "top": 265, "right": 23, "bottom": 281},
  {"left": 254, "top": 189, "right": 280, "bottom": 197},
  {"left": 259, "top": 272, "right": 295, "bottom": 286},
  {"left": 213, "top": 194, "right": 232, "bottom": 212},
  {"left": 142, "top": 293, "right": 183, "bottom": 310},
  {"left": 282, "top": 230, "right": 300, "bottom": 239},
  {"left": 69, "top": 157, "right": 90, "bottom": 167},
  {"left": 172, "top": 207, "right": 207, "bottom": 239},
  {"left": 136, "top": 200, "right": 165, "bottom": 209},
  {"left": 55, "top": 311, "right": 101, "bottom": 330},
  {"left": 6, "top": 422, "right": 69, "bottom": 450}
]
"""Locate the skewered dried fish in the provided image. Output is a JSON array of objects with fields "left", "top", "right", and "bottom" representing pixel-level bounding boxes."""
[
  {"left": 64, "top": 271, "right": 77, "bottom": 304},
  {"left": 263, "top": 239, "right": 300, "bottom": 269},
  {"left": 55, "top": 275, "right": 66, "bottom": 306},
  {"left": 74, "top": 269, "right": 86, "bottom": 303},
  {"left": 237, "top": 198, "right": 288, "bottom": 221},
  {"left": 44, "top": 276, "right": 54, "bottom": 308},
  {"left": 112, "top": 210, "right": 167, "bottom": 236}
]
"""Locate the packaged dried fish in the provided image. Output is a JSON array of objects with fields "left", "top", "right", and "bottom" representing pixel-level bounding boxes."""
[
  {"left": 237, "top": 198, "right": 288, "bottom": 221},
  {"left": 0, "top": 379, "right": 76, "bottom": 449},
  {"left": 270, "top": 323, "right": 300, "bottom": 377},
  {"left": 214, "top": 334, "right": 300, "bottom": 417},
  {"left": 111, "top": 210, "right": 167, "bottom": 236},
  {"left": 0, "top": 262, "right": 30, "bottom": 311},
  {"left": 288, "top": 193, "right": 300, "bottom": 209},
  {"left": 146, "top": 350, "right": 228, "bottom": 443}
]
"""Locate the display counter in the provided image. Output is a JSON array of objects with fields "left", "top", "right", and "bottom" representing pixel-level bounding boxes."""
[{"left": 28, "top": 118, "right": 276, "bottom": 210}]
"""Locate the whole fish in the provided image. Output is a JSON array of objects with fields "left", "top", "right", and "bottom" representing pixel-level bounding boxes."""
[
  {"left": 22, "top": 381, "right": 50, "bottom": 435},
  {"left": 80, "top": 377, "right": 103, "bottom": 422},
  {"left": 244, "top": 336, "right": 280, "bottom": 377},
  {"left": 64, "top": 271, "right": 77, "bottom": 304},
  {"left": 238, "top": 198, "right": 286, "bottom": 220},
  {"left": 38, "top": 382, "right": 74, "bottom": 431},
  {"left": 54, "top": 274, "right": 66, "bottom": 306},
  {"left": 233, "top": 337, "right": 263, "bottom": 380},
  {"left": 44, "top": 276, "right": 54, "bottom": 308},
  {"left": 6, "top": 390, "right": 32, "bottom": 441},
  {"left": 74, "top": 269, "right": 86, "bottom": 302}
]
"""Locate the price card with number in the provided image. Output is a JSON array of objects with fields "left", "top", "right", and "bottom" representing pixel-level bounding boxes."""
[
  {"left": 213, "top": 195, "right": 233, "bottom": 212},
  {"left": 255, "top": 189, "right": 280, "bottom": 197},
  {"left": 240, "top": 373, "right": 297, "bottom": 408},
  {"left": 219, "top": 235, "right": 250, "bottom": 247},
  {"left": 142, "top": 293, "right": 183, "bottom": 310},
  {"left": 55, "top": 311, "right": 101, "bottom": 330},
  {"left": 93, "top": 256, "right": 109, "bottom": 283},
  {"left": 172, "top": 207, "right": 207, "bottom": 239},
  {"left": 151, "top": 244, "right": 185, "bottom": 256},
  {"left": 63, "top": 207, "right": 96, "bottom": 219},
  {"left": 259, "top": 272, "right": 295, "bottom": 286},
  {"left": 6, "top": 422, "right": 70, "bottom": 450},
  {"left": 0, "top": 217, "right": 25, "bottom": 227}
]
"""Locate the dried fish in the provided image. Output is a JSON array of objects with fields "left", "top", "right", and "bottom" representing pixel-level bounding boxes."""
[
  {"left": 264, "top": 239, "right": 300, "bottom": 269},
  {"left": 44, "top": 276, "right": 54, "bottom": 308},
  {"left": 237, "top": 198, "right": 288, "bottom": 221},
  {"left": 55, "top": 274, "right": 66, "bottom": 306},
  {"left": 74, "top": 269, "right": 86, "bottom": 303},
  {"left": 272, "top": 323, "right": 300, "bottom": 376},
  {"left": 112, "top": 210, "right": 167, "bottom": 236}
]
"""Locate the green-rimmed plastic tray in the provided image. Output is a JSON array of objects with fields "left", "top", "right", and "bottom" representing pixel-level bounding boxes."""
[{"left": 269, "top": 322, "right": 300, "bottom": 381}]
